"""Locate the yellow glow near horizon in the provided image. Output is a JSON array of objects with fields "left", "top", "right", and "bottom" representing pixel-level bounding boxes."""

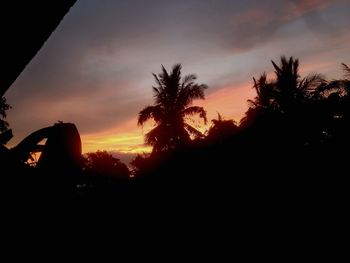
[
  {"left": 80, "top": 82, "right": 254, "bottom": 154},
  {"left": 81, "top": 118, "right": 153, "bottom": 154}
]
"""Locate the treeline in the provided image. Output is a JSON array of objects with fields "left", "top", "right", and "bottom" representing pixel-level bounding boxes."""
[
  {"left": 131, "top": 56, "right": 349, "bottom": 175},
  {"left": 0, "top": 56, "right": 348, "bottom": 205},
  {"left": 74, "top": 56, "right": 349, "bottom": 208},
  {"left": 80, "top": 56, "right": 349, "bottom": 183},
  {"left": 112, "top": 56, "right": 348, "bottom": 209}
]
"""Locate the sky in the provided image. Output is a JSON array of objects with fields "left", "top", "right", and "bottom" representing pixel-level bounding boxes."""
[{"left": 5, "top": 0, "right": 350, "bottom": 157}]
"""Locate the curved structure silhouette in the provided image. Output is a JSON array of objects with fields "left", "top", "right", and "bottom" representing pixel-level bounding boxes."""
[{"left": 11, "top": 122, "right": 82, "bottom": 173}]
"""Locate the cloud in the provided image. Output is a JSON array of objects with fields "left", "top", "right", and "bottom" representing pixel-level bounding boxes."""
[
  {"left": 291, "top": 0, "right": 340, "bottom": 14},
  {"left": 224, "top": 0, "right": 347, "bottom": 53},
  {"left": 5, "top": 0, "right": 350, "bottom": 149}
]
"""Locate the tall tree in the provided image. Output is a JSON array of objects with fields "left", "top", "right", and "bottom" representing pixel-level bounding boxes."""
[
  {"left": 271, "top": 56, "right": 325, "bottom": 113},
  {"left": 316, "top": 63, "right": 350, "bottom": 143},
  {"left": 138, "top": 64, "right": 207, "bottom": 154},
  {"left": 241, "top": 56, "right": 326, "bottom": 144},
  {"left": 248, "top": 56, "right": 325, "bottom": 114}
]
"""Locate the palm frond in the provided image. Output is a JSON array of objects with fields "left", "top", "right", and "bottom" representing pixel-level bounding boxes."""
[
  {"left": 251, "top": 73, "right": 275, "bottom": 109},
  {"left": 152, "top": 73, "right": 163, "bottom": 89},
  {"left": 145, "top": 125, "right": 161, "bottom": 146},
  {"left": 182, "top": 74, "right": 197, "bottom": 87},
  {"left": 299, "top": 74, "right": 326, "bottom": 94},
  {"left": 152, "top": 86, "right": 161, "bottom": 96},
  {"left": 138, "top": 105, "right": 163, "bottom": 126},
  {"left": 272, "top": 56, "right": 299, "bottom": 80},
  {"left": 160, "top": 64, "right": 169, "bottom": 80},
  {"left": 179, "top": 83, "right": 207, "bottom": 108},
  {"left": 184, "top": 123, "right": 204, "bottom": 139},
  {"left": 214, "top": 112, "right": 223, "bottom": 123},
  {"left": 292, "top": 57, "right": 299, "bottom": 77},
  {"left": 182, "top": 106, "right": 207, "bottom": 124},
  {"left": 247, "top": 99, "right": 259, "bottom": 109},
  {"left": 271, "top": 60, "right": 281, "bottom": 75},
  {"left": 342, "top": 63, "right": 350, "bottom": 78},
  {"left": 0, "top": 97, "right": 10, "bottom": 118},
  {"left": 171, "top": 64, "right": 182, "bottom": 79}
]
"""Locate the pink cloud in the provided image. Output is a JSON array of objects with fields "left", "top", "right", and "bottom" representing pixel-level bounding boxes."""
[
  {"left": 233, "top": 0, "right": 342, "bottom": 28},
  {"left": 233, "top": 8, "right": 272, "bottom": 27},
  {"left": 285, "top": 0, "right": 341, "bottom": 20}
]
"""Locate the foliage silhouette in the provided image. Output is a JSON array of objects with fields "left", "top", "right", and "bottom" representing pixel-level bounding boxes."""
[
  {"left": 0, "top": 96, "right": 11, "bottom": 136},
  {"left": 138, "top": 64, "right": 208, "bottom": 154},
  {"left": 317, "top": 63, "right": 350, "bottom": 145},
  {"left": 83, "top": 150, "right": 130, "bottom": 180},
  {"left": 207, "top": 113, "right": 239, "bottom": 142},
  {"left": 241, "top": 56, "right": 328, "bottom": 147},
  {"left": 130, "top": 153, "right": 151, "bottom": 175},
  {"left": 243, "top": 56, "right": 326, "bottom": 120},
  {"left": 1, "top": 56, "right": 349, "bottom": 219}
]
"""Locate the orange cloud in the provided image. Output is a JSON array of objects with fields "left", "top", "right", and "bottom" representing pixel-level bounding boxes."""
[
  {"left": 80, "top": 52, "right": 346, "bottom": 153},
  {"left": 198, "top": 82, "right": 256, "bottom": 125},
  {"left": 82, "top": 57, "right": 343, "bottom": 154},
  {"left": 234, "top": 0, "right": 341, "bottom": 28},
  {"left": 81, "top": 118, "right": 152, "bottom": 154}
]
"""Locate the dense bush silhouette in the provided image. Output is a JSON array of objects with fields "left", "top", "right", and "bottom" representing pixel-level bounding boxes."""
[
  {"left": 83, "top": 150, "right": 130, "bottom": 180},
  {"left": 207, "top": 113, "right": 239, "bottom": 143}
]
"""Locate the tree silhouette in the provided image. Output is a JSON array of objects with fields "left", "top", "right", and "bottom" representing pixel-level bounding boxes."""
[
  {"left": 0, "top": 97, "right": 11, "bottom": 145},
  {"left": 207, "top": 113, "right": 239, "bottom": 142},
  {"left": 248, "top": 73, "right": 275, "bottom": 111},
  {"left": 0, "top": 97, "right": 11, "bottom": 133},
  {"left": 246, "top": 56, "right": 325, "bottom": 116},
  {"left": 343, "top": 63, "right": 350, "bottom": 80},
  {"left": 316, "top": 63, "right": 350, "bottom": 144},
  {"left": 138, "top": 64, "right": 208, "bottom": 154},
  {"left": 271, "top": 57, "right": 325, "bottom": 113},
  {"left": 83, "top": 150, "right": 130, "bottom": 180},
  {"left": 241, "top": 56, "right": 327, "bottom": 144},
  {"left": 339, "top": 63, "right": 350, "bottom": 125},
  {"left": 323, "top": 63, "right": 350, "bottom": 97}
]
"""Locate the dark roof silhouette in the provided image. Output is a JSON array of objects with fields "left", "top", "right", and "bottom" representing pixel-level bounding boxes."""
[{"left": 0, "top": 1, "right": 77, "bottom": 97}]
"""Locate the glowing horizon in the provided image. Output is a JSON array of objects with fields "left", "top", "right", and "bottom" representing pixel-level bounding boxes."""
[
  {"left": 81, "top": 81, "right": 257, "bottom": 154},
  {"left": 5, "top": 0, "right": 350, "bottom": 156}
]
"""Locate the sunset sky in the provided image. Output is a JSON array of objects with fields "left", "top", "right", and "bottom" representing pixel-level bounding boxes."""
[{"left": 6, "top": 0, "right": 350, "bottom": 156}]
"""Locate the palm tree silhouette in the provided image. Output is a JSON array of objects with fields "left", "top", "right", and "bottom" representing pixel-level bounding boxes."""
[
  {"left": 317, "top": 63, "right": 350, "bottom": 143},
  {"left": 243, "top": 57, "right": 325, "bottom": 121},
  {"left": 138, "top": 64, "right": 208, "bottom": 154},
  {"left": 241, "top": 56, "right": 327, "bottom": 145},
  {"left": 248, "top": 73, "right": 275, "bottom": 111},
  {"left": 339, "top": 63, "right": 350, "bottom": 131},
  {"left": 271, "top": 56, "right": 325, "bottom": 113},
  {"left": 338, "top": 63, "right": 350, "bottom": 95}
]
